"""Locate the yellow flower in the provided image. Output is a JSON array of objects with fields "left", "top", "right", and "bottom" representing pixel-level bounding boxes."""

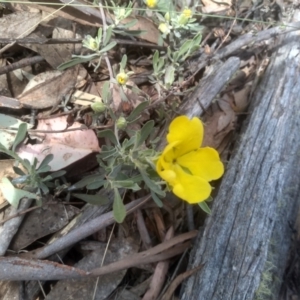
[
  {"left": 158, "top": 23, "right": 171, "bottom": 34},
  {"left": 145, "top": 0, "right": 157, "bottom": 8},
  {"left": 156, "top": 116, "right": 224, "bottom": 204},
  {"left": 182, "top": 8, "right": 192, "bottom": 19},
  {"left": 116, "top": 72, "right": 128, "bottom": 85}
]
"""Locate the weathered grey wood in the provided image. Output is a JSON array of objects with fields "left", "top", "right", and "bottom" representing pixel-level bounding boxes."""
[
  {"left": 181, "top": 56, "right": 240, "bottom": 118},
  {"left": 181, "top": 13, "right": 300, "bottom": 300}
]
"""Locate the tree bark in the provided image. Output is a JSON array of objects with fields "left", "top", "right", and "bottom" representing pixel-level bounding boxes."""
[{"left": 181, "top": 12, "right": 300, "bottom": 300}]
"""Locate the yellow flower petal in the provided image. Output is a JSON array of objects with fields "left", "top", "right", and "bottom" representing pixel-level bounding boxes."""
[
  {"left": 167, "top": 116, "right": 203, "bottom": 156},
  {"left": 172, "top": 165, "right": 211, "bottom": 203},
  {"left": 145, "top": 0, "right": 157, "bottom": 8},
  {"left": 176, "top": 147, "right": 224, "bottom": 181}
]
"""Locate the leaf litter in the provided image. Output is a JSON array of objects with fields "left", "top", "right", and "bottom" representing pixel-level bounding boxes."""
[{"left": 0, "top": 0, "right": 297, "bottom": 299}]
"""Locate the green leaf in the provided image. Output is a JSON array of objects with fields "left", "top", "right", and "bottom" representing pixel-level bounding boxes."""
[
  {"left": 68, "top": 173, "right": 105, "bottom": 191},
  {"left": 103, "top": 25, "right": 113, "bottom": 46},
  {"left": 39, "top": 182, "right": 49, "bottom": 195},
  {"left": 140, "top": 170, "right": 165, "bottom": 196},
  {"left": 153, "top": 50, "right": 159, "bottom": 73},
  {"left": 57, "top": 55, "right": 98, "bottom": 71},
  {"left": 198, "top": 201, "right": 211, "bottom": 215},
  {"left": 36, "top": 154, "right": 53, "bottom": 173},
  {"left": 72, "top": 193, "right": 109, "bottom": 205},
  {"left": 98, "top": 129, "right": 118, "bottom": 145},
  {"left": 151, "top": 191, "right": 163, "bottom": 207},
  {"left": 127, "top": 101, "right": 149, "bottom": 123},
  {"left": 11, "top": 175, "right": 29, "bottom": 185},
  {"left": 121, "top": 19, "right": 137, "bottom": 28},
  {"left": 0, "top": 177, "right": 39, "bottom": 207},
  {"left": 13, "top": 166, "right": 26, "bottom": 176},
  {"left": 120, "top": 54, "right": 127, "bottom": 70},
  {"left": 101, "top": 81, "right": 111, "bottom": 103},
  {"left": 12, "top": 123, "right": 27, "bottom": 152},
  {"left": 109, "top": 164, "right": 123, "bottom": 179},
  {"left": 86, "top": 180, "right": 105, "bottom": 190},
  {"left": 164, "top": 65, "right": 175, "bottom": 87},
  {"left": 0, "top": 115, "right": 32, "bottom": 149},
  {"left": 113, "top": 180, "right": 140, "bottom": 190},
  {"left": 113, "top": 188, "right": 126, "bottom": 223},
  {"left": 99, "top": 41, "right": 117, "bottom": 54},
  {"left": 42, "top": 170, "right": 66, "bottom": 182},
  {"left": 97, "top": 27, "right": 103, "bottom": 41},
  {"left": 122, "top": 136, "right": 135, "bottom": 150},
  {"left": 135, "top": 120, "right": 154, "bottom": 148}
]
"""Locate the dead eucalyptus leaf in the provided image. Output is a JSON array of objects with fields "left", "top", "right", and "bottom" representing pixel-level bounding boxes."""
[
  {"left": 0, "top": 11, "right": 42, "bottom": 39},
  {"left": 17, "top": 66, "right": 79, "bottom": 109}
]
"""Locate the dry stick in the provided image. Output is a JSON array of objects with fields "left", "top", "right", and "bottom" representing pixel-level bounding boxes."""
[
  {"left": 142, "top": 227, "right": 174, "bottom": 300},
  {"left": 161, "top": 265, "right": 203, "bottom": 300},
  {"left": 0, "top": 38, "right": 166, "bottom": 50},
  {"left": 190, "top": 21, "right": 300, "bottom": 76},
  {"left": 0, "top": 56, "right": 44, "bottom": 76},
  {"left": 98, "top": 1, "right": 114, "bottom": 84},
  {"left": 90, "top": 240, "right": 193, "bottom": 277},
  {"left": 0, "top": 239, "right": 192, "bottom": 281},
  {"left": 0, "top": 198, "right": 32, "bottom": 255},
  {"left": 21, "top": 195, "right": 152, "bottom": 260},
  {"left": 136, "top": 209, "right": 152, "bottom": 249},
  {"left": 0, "top": 201, "right": 81, "bottom": 226}
]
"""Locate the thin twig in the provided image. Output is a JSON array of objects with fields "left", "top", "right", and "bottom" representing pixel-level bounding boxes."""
[
  {"left": 21, "top": 194, "right": 152, "bottom": 259},
  {"left": 161, "top": 265, "right": 204, "bottom": 300},
  {"left": 0, "top": 56, "right": 44, "bottom": 76},
  {"left": 98, "top": 1, "right": 114, "bottom": 87}
]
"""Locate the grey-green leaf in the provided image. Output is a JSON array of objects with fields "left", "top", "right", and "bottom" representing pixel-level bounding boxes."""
[
  {"left": 198, "top": 201, "right": 211, "bottom": 215},
  {"left": 12, "top": 123, "right": 27, "bottom": 152},
  {"left": 140, "top": 171, "right": 165, "bottom": 196},
  {"left": 113, "top": 188, "right": 126, "bottom": 223},
  {"left": 98, "top": 129, "right": 118, "bottom": 145},
  {"left": 0, "top": 177, "right": 39, "bottom": 207},
  {"left": 151, "top": 191, "right": 163, "bottom": 207},
  {"left": 37, "top": 154, "right": 54, "bottom": 173},
  {"left": 72, "top": 193, "right": 109, "bottom": 205},
  {"left": 68, "top": 173, "right": 105, "bottom": 191},
  {"left": 127, "top": 101, "right": 149, "bottom": 123},
  {"left": 135, "top": 120, "right": 154, "bottom": 148}
]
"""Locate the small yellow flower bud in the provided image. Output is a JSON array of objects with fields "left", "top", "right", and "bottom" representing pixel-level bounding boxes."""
[
  {"left": 116, "top": 116, "right": 128, "bottom": 129},
  {"left": 116, "top": 72, "right": 129, "bottom": 85},
  {"left": 182, "top": 8, "right": 192, "bottom": 19},
  {"left": 145, "top": 0, "right": 157, "bottom": 8},
  {"left": 164, "top": 12, "right": 170, "bottom": 21},
  {"left": 91, "top": 102, "right": 106, "bottom": 113},
  {"left": 158, "top": 23, "right": 171, "bottom": 35}
]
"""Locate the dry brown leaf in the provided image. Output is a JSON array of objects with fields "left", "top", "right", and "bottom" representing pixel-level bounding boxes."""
[
  {"left": 17, "top": 116, "right": 100, "bottom": 171},
  {"left": 0, "top": 11, "right": 42, "bottom": 39},
  {"left": 230, "top": 84, "right": 251, "bottom": 112},
  {"left": 201, "top": 0, "right": 231, "bottom": 13},
  {"left": 17, "top": 66, "right": 79, "bottom": 109},
  {"left": 120, "top": 16, "right": 160, "bottom": 44},
  {"left": 10, "top": 202, "right": 79, "bottom": 251},
  {"left": 72, "top": 90, "right": 102, "bottom": 106},
  {"left": 45, "top": 237, "right": 139, "bottom": 300},
  {"left": 202, "top": 100, "right": 236, "bottom": 150}
]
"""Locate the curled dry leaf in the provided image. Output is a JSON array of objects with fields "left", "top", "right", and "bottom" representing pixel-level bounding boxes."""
[{"left": 17, "top": 116, "right": 100, "bottom": 171}]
